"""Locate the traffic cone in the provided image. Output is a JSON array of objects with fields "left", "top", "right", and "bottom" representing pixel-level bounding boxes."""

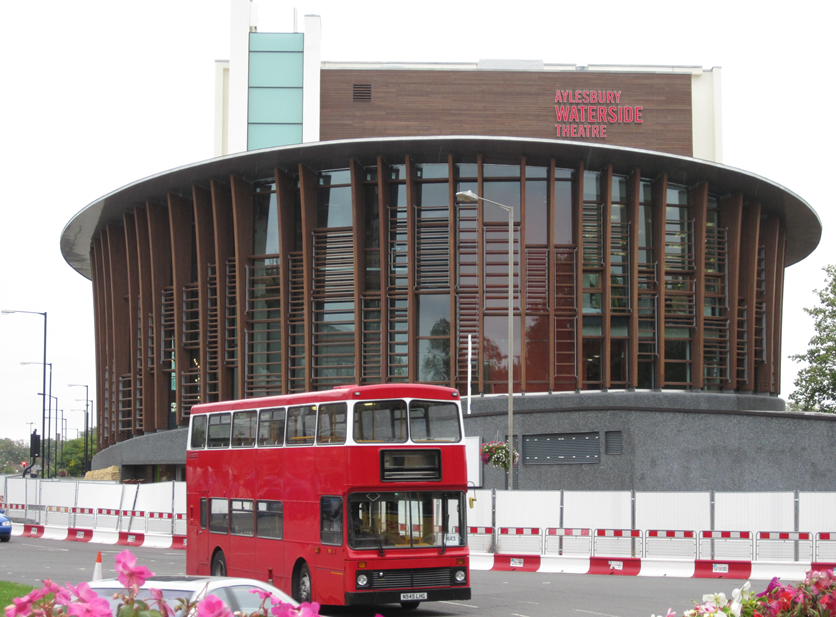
[{"left": 93, "top": 551, "right": 103, "bottom": 580}]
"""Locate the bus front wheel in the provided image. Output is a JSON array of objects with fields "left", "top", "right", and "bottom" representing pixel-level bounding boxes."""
[
  {"left": 400, "top": 601, "right": 420, "bottom": 610},
  {"left": 211, "top": 551, "right": 227, "bottom": 577},
  {"left": 295, "top": 563, "right": 312, "bottom": 603}
]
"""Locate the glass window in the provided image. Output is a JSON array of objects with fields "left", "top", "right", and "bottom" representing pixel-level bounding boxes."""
[
  {"left": 416, "top": 163, "right": 449, "bottom": 179},
  {"left": 418, "top": 338, "right": 450, "bottom": 382},
  {"left": 256, "top": 501, "right": 283, "bottom": 539},
  {"left": 583, "top": 338, "right": 603, "bottom": 386},
  {"left": 583, "top": 171, "right": 601, "bottom": 202},
  {"left": 553, "top": 181, "right": 572, "bottom": 244},
  {"left": 455, "top": 163, "right": 478, "bottom": 178},
  {"left": 483, "top": 180, "right": 520, "bottom": 223},
  {"left": 416, "top": 182, "right": 450, "bottom": 219},
  {"left": 253, "top": 192, "right": 280, "bottom": 255},
  {"left": 232, "top": 411, "right": 257, "bottom": 448},
  {"left": 417, "top": 294, "right": 450, "bottom": 337},
  {"left": 200, "top": 498, "right": 207, "bottom": 529},
  {"left": 190, "top": 416, "right": 206, "bottom": 449},
  {"left": 286, "top": 405, "right": 317, "bottom": 445},
  {"left": 483, "top": 164, "right": 520, "bottom": 177},
  {"left": 525, "top": 178, "right": 548, "bottom": 245},
  {"left": 611, "top": 175, "right": 628, "bottom": 203},
  {"left": 354, "top": 400, "right": 408, "bottom": 443},
  {"left": 321, "top": 497, "right": 343, "bottom": 546},
  {"left": 209, "top": 498, "right": 228, "bottom": 534},
  {"left": 582, "top": 316, "right": 602, "bottom": 336},
  {"left": 318, "top": 169, "right": 351, "bottom": 185},
  {"left": 207, "top": 414, "right": 231, "bottom": 448},
  {"left": 348, "top": 491, "right": 465, "bottom": 550},
  {"left": 317, "top": 402, "right": 347, "bottom": 444},
  {"left": 667, "top": 185, "right": 689, "bottom": 205},
  {"left": 257, "top": 408, "right": 285, "bottom": 447},
  {"left": 227, "top": 586, "right": 274, "bottom": 614},
  {"left": 408, "top": 400, "right": 461, "bottom": 442},
  {"left": 230, "top": 499, "right": 254, "bottom": 537}
]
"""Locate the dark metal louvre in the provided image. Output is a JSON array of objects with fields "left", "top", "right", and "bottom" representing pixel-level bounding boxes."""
[
  {"left": 605, "top": 430, "right": 623, "bottom": 454},
  {"left": 353, "top": 84, "right": 372, "bottom": 101},
  {"left": 523, "top": 432, "right": 600, "bottom": 465},
  {"left": 369, "top": 567, "right": 451, "bottom": 589}
]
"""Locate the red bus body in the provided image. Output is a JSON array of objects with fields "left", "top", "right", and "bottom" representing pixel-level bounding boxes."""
[{"left": 186, "top": 384, "right": 471, "bottom": 607}]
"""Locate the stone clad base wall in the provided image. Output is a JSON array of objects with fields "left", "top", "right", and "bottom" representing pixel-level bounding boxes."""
[{"left": 465, "top": 391, "right": 835, "bottom": 492}]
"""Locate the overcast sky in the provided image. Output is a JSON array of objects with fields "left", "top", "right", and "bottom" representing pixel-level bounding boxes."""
[{"left": 1, "top": 1, "right": 833, "bottom": 445}]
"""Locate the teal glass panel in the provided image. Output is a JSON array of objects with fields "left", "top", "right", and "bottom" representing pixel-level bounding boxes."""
[
  {"left": 248, "top": 124, "right": 303, "bottom": 150},
  {"left": 250, "top": 33, "right": 303, "bottom": 52},
  {"left": 249, "top": 52, "right": 303, "bottom": 87},
  {"left": 248, "top": 88, "right": 303, "bottom": 124}
]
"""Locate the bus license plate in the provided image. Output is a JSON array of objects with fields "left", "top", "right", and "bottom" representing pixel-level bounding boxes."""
[{"left": 400, "top": 593, "right": 428, "bottom": 601}]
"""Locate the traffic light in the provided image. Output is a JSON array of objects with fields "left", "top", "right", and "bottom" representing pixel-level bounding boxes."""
[
  {"left": 21, "top": 461, "right": 27, "bottom": 468},
  {"left": 30, "top": 432, "right": 40, "bottom": 457}
]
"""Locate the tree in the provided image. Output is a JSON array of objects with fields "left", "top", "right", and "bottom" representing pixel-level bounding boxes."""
[
  {"left": 0, "top": 438, "right": 29, "bottom": 473},
  {"left": 789, "top": 265, "right": 836, "bottom": 413}
]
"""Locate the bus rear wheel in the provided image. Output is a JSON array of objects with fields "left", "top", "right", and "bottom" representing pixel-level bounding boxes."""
[
  {"left": 400, "top": 601, "right": 421, "bottom": 610},
  {"left": 294, "top": 563, "right": 312, "bottom": 603},
  {"left": 211, "top": 551, "right": 227, "bottom": 577}
]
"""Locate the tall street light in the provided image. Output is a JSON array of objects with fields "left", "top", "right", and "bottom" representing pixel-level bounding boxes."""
[
  {"left": 69, "top": 384, "right": 90, "bottom": 474},
  {"left": 2, "top": 310, "right": 47, "bottom": 478},
  {"left": 22, "top": 360, "right": 52, "bottom": 478},
  {"left": 455, "top": 189, "right": 517, "bottom": 490}
]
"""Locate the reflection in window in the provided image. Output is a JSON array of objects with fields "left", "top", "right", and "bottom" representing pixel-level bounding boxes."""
[
  {"left": 257, "top": 408, "right": 285, "bottom": 447},
  {"left": 483, "top": 315, "right": 521, "bottom": 393},
  {"left": 230, "top": 499, "right": 254, "bottom": 536},
  {"left": 354, "top": 400, "right": 408, "bottom": 442},
  {"left": 317, "top": 402, "right": 347, "bottom": 444},
  {"left": 253, "top": 191, "right": 280, "bottom": 255},
  {"left": 409, "top": 400, "right": 461, "bottom": 442},
  {"left": 190, "top": 416, "right": 206, "bottom": 449},
  {"left": 321, "top": 496, "right": 343, "bottom": 546},
  {"left": 256, "top": 501, "right": 283, "bottom": 539},
  {"left": 209, "top": 498, "right": 228, "bottom": 533},
  {"left": 232, "top": 411, "right": 256, "bottom": 447},
  {"left": 207, "top": 414, "right": 231, "bottom": 448},
  {"left": 417, "top": 294, "right": 451, "bottom": 383},
  {"left": 286, "top": 405, "right": 317, "bottom": 445}
]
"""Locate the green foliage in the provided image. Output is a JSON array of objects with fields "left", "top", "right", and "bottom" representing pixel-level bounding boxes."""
[
  {"left": 59, "top": 431, "right": 97, "bottom": 477},
  {"left": 0, "top": 581, "right": 36, "bottom": 609},
  {"left": 789, "top": 265, "right": 836, "bottom": 413},
  {"left": 0, "top": 438, "right": 30, "bottom": 473}
]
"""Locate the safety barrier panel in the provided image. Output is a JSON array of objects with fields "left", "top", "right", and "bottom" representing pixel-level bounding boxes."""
[
  {"left": 593, "top": 529, "right": 641, "bottom": 557},
  {"left": 119, "top": 510, "right": 145, "bottom": 533},
  {"left": 96, "top": 508, "right": 121, "bottom": 531},
  {"left": 756, "top": 531, "right": 813, "bottom": 562},
  {"left": 174, "top": 513, "right": 187, "bottom": 536},
  {"left": 72, "top": 507, "right": 96, "bottom": 529},
  {"left": 699, "top": 530, "right": 753, "bottom": 560},
  {"left": 466, "top": 527, "right": 495, "bottom": 553},
  {"left": 45, "top": 505, "right": 71, "bottom": 528},
  {"left": 147, "top": 512, "right": 175, "bottom": 535},
  {"left": 645, "top": 530, "right": 697, "bottom": 560},
  {"left": 497, "top": 527, "right": 542, "bottom": 555},
  {"left": 816, "top": 532, "right": 836, "bottom": 562},
  {"left": 544, "top": 528, "right": 591, "bottom": 556}
]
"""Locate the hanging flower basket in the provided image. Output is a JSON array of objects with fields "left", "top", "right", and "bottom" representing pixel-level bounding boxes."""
[{"left": 480, "top": 441, "right": 519, "bottom": 471}]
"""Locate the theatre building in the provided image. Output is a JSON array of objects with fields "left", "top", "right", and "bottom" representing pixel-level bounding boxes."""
[{"left": 63, "top": 11, "right": 831, "bottom": 489}]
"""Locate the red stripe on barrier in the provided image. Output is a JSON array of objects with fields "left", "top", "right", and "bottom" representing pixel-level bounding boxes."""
[
  {"left": 693, "top": 560, "right": 752, "bottom": 579},
  {"left": 171, "top": 535, "right": 187, "bottom": 550},
  {"left": 491, "top": 554, "right": 541, "bottom": 572},
  {"left": 812, "top": 562, "right": 836, "bottom": 572},
  {"left": 116, "top": 532, "right": 145, "bottom": 547},
  {"left": 66, "top": 528, "right": 94, "bottom": 542},
  {"left": 22, "top": 524, "right": 44, "bottom": 538},
  {"left": 588, "top": 557, "right": 641, "bottom": 576}
]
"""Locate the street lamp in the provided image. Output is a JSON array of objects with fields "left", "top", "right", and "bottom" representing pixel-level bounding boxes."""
[
  {"left": 455, "top": 189, "right": 517, "bottom": 490},
  {"left": 69, "top": 385, "right": 90, "bottom": 474},
  {"left": 21, "top": 360, "right": 52, "bottom": 478},
  {"left": 2, "top": 310, "right": 47, "bottom": 478}
]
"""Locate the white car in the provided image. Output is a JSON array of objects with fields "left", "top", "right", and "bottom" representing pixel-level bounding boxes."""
[{"left": 88, "top": 576, "right": 299, "bottom": 615}]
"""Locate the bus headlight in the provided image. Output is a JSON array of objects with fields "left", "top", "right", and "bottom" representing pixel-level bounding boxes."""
[
  {"left": 453, "top": 569, "right": 466, "bottom": 584},
  {"left": 356, "top": 573, "right": 369, "bottom": 588}
]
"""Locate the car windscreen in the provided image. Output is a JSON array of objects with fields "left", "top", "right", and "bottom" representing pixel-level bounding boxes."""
[{"left": 91, "top": 587, "right": 195, "bottom": 615}]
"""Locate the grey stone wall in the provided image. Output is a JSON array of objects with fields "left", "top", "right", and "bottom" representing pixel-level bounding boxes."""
[
  {"left": 92, "top": 428, "right": 187, "bottom": 470},
  {"left": 465, "top": 391, "right": 836, "bottom": 492}
]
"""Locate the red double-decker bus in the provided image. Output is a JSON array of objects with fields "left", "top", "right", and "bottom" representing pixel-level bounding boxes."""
[{"left": 186, "top": 383, "right": 471, "bottom": 609}]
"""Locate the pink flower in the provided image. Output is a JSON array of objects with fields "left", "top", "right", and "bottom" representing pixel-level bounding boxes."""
[
  {"left": 250, "top": 589, "right": 275, "bottom": 602},
  {"left": 114, "top": 549, "right": 154, "bottom": 590},
  {"left": 5, "top": 588, "right": 49, "bottom": 617},
  {"left": 66, "top": 596, "right": 112, "bottom": 617},
  {"left": 150, "top": 588, "right": 174, "bottom": 617},
  {"left": 65, "top": 583, "right": 100, "bottom": 605},
  {"left": 196, "top": 595, "right": 233, "bottom": 617}
]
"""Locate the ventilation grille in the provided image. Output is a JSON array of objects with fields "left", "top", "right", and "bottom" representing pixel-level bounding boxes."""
[
  {"left": 353, "top": 84, "right": 372, "bottom": 101},
  {"left": 605, "top": 431, "right": 623, "bottom": 455},
  {"left": 523, "top": 432, "right": 600, "bottom": 465}
]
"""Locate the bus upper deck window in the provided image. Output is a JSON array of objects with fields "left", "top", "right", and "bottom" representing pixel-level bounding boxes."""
[
  {"left": 232, "top": 411, "right": 256, "bottom": 448},
  {"left": 257, "top": 408, "right": 285, "bottom": 447},
  {"left": 409, "top": 401, "right": 461, "bottom": 442},
  {"left": 353, "top": 400, "right": 408, "bottom": 443},
  {"left": 317, "top": 402, "right": 347, "bottom": 444},
  {"left": 190, "top": 416, "right": 207, "bottom": 449},
  {"left": 207, "top": 413, "right": 232, "bottom": 448},
  {"left": 287, "top": 405, "right": 316, "bottom": 445}
]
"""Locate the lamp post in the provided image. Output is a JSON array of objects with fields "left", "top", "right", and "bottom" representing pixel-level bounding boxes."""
[
  {"left": 455, "top": 189, "right": 516, "bottom": 490},
  {"left": 22, "top": 360, "right": 52, "bottom": 478},
  {"left": 69, "top": 385, "right": 90, "bottom": 474},
  {"left": 2, "top": 310, "right": 47, "bottom": 478}
]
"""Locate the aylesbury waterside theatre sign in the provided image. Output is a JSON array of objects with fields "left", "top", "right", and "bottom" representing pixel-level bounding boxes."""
[{"left": 555, "top": 90, "right": 643, "bottom": 139}]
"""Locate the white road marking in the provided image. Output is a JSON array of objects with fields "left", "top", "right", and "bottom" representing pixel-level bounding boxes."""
[
  {"left": 23, "top": 543, "right": 68, "bottom": 552},
  {"left": 575, "top": 610, "right": 623, "bottom": 617},
  {"left": 439, "top": 601, "right": 479, "bottom": 608}
]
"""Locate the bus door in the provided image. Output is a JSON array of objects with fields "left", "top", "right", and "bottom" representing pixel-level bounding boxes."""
[
  {"left": 195, "top": 495, "right": 210, "bottom": 571},
  {"left": 315, "top": 496, "right": 346, "bottom": 605}
]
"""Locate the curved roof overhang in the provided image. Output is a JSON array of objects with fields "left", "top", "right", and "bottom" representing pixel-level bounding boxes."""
[{"left": 61, "top": 136, "right": 821, "bottom": 280}]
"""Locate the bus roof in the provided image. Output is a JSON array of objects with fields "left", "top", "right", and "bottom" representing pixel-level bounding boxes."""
[{"left": 189, "top": 383, "right": 461, "bottom": 416}]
